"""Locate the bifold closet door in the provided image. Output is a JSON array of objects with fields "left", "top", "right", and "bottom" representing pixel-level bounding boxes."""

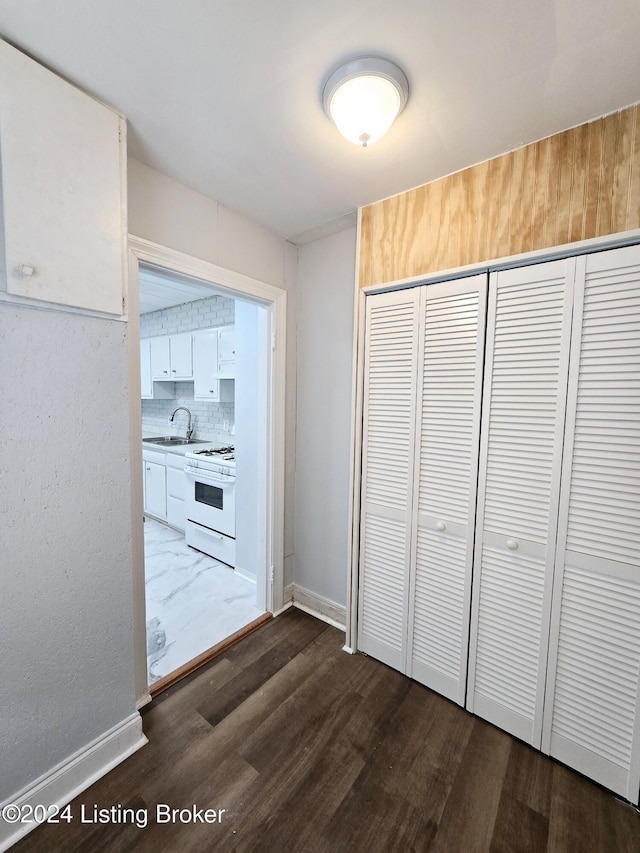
[
  {"left": 407, "top": 275, "right": 486, "bottom": 704},
  {"left": 467, "top": 259, "right": 575, "bottom": 746},
  {"left": 358, "top": 288, "right": 420, "bottom": 670},
  {"left": 542, "top": 244, "right": 640, "bottom": 803}
]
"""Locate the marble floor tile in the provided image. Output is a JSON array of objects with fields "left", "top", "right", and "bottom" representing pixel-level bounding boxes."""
[{"left": 144, "top": 518, "right": 264, "bottom": 684}]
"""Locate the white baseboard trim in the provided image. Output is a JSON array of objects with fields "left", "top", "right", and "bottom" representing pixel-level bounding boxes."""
[
  {"left": 0, "top": 713, "right": 147, "bottom": 853},
  {"left": 289, "top": 584, "right": 346, "bottom": 631},
  {"left": 272, "top": 583, "right": 294, "bottom": 618},
  {"left": 234, "top": 565, "right": 257, "bottom": 584},
  {"left": 136, "top": 691, "right": 152, "bottom": 710}
]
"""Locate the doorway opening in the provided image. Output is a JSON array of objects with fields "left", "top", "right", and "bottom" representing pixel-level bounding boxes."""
[{"left": 128, "top": 238, "right": 286, "bottom": 703}]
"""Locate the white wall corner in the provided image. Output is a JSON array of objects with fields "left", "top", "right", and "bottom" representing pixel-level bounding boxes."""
[
  {"left": 0, "top": 714, "right": 147, "bottom": 853},
  {"left": 290, "top": 584, "right": 347, "bottom": 631}
]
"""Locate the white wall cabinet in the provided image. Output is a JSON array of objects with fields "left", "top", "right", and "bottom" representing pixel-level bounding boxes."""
[
  {"left": 150, "top": 333, "right": 193, "bottom": 381},
  {"left": 141, "top": 327, "right": 233, "bottom": 400},
  {"left": 140, "top": 339, "right": 174, "bottom": 400},
  {"left": 217, "top": 326, "right": 236, "bottom": 377},
  {"left": 193, "top": 329, "right": 235, "bottom": 402},
  {"left": 358, "top": 244, "right": 640, "bottom": 803},
  {"left": 0, "top": 40, "right": 126, "bottom": 316},
  {"left": 169, "top": 333, "right": 193, "bottom": 379}
]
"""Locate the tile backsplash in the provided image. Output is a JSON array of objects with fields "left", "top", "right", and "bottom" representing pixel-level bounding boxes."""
[{"left": 140, "top": 295, "right": 235, "bottom": 443}]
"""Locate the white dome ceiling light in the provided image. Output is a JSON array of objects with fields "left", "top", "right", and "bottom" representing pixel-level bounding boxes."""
[{"left": 322, "top": 56, "right": 409, "bottom": 148}]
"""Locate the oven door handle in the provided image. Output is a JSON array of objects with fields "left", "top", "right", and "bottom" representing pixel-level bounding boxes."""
[{"left": 184, "top": 467, "right": 235, "bottom": 485}]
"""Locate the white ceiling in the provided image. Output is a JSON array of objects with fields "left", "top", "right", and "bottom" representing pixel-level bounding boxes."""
[
  {"left": 1, "top": 1, "right": 639, "bottom": 241},
  {"left": 138, "top": 265, "right": 223, "bottom": 314}
]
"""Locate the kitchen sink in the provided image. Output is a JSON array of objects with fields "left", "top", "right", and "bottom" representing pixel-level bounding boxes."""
[{"left": 143, "top": 436, "right": 209, "bottom": 446}]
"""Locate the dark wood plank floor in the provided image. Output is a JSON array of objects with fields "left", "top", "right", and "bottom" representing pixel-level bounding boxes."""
[{"left": 12, "top": 609, "right": 640, "bottom": 852}]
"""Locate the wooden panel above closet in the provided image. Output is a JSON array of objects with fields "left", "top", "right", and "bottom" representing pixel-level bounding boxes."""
[{"left": 358, "top": 103, "right": 640, "bottom": 288}]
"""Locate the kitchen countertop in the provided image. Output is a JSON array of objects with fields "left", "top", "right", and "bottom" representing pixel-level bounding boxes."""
[{"left": 142, "top": 440, "right": 209, "bottom": 457}]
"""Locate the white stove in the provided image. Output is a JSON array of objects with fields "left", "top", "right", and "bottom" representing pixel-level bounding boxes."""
[
  {"left": 185, "top": 444, "right": 235, "bottom": 471},
  {"left": 184, "top": 445, "right": 236, "bottom": 566}
]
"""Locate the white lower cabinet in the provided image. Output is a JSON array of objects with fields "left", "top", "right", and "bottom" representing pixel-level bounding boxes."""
[
  {"left": 143, "top": 452, "right": 166, "bottom": 520},
  {"left": 358, "top": 243, "right": 640, "bottom": 804},
  {"left": 166, "top": 454, "right": 187, "bottom": 532},
  {"left": 143, "top": 448, "right": 188, "bottom": 531}
]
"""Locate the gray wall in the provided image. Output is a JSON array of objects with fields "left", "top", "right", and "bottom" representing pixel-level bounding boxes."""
[
  {"left": 0, "top": 303, "right": 136, "bottom": 801},
  {"left": 294, "top": 227, "right": 357, "bottom": 607}
]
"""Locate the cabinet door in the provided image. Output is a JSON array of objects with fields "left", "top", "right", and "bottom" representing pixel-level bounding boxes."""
[
  {"left": 193, "top": 331, "right": 220, "bottom": 401},
  {"left": 357, "top": 288, "right": 421, "bottom": 671},
  {"left": 407, "top": 274, "right": 486, "bottom": 705},
  {"left": 467, "top": 259, "right": 575, "bottom": 746},
  {"left": 169, "top": 333, "right": 193, "bottom": 379},
  {"left": 140, "top": 339, "right": 152, "bottom": 399},
  {"left": 144, "top": 461, "right": 166, "bottom": 519},
  {"left": 166, "top": 463, "right": 187, "bottom": 532},
  {"left": 217, "top": 326, "right": 235, "bottom": 377},
  {"left": 0, "top": 41, "right": 125, "bottom": 315},
  {"left": 542, "top": 245, "right": 640, "bottom": 802},
  {"left": 150, "top": 337, "right": 171, "bottom": 380}
]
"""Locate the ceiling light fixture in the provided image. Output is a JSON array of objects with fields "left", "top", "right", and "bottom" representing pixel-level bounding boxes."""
[{"left": 322, "top": 56, "right": 409, "bottom": 148}]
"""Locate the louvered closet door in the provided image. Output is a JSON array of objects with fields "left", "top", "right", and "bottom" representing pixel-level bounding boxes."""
[
  {"left": 467, "top": 259, "right": 575, "bottom": 745},
  {"left": 542, "top": 245, "right": 640, "bottom": 803},
  {"left": 358, "top": 289, "right": 421, "bottom": 670},
  {"left": 407, "top": 275, "right": 487, "bottom": 704}
]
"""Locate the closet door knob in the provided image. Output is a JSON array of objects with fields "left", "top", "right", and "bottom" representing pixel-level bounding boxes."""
[
  {"left": 436, "top": 521, "right": 446, "bottom": 531},
  {"left": 506, "top": 539, "right": 518, "bottom": 551}
]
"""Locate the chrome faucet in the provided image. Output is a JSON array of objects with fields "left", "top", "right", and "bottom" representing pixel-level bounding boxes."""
[{"left": 169, "top": 406, "right": 193, "bottom": 439}]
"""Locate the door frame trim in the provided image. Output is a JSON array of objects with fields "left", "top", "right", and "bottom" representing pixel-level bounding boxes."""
[{"left": 127, "top": 235, "right": 287, "bottom": 706}]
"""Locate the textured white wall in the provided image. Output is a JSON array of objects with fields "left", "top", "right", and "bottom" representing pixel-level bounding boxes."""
[
  {"left": 0, "top": 304, "right": 136, "bottom": 802},
  {"left": 128, "top": 159, "right": 297, "bottom": 584},
  {"left": 294, "top": 227, "right": 357, "bottom": 607}
]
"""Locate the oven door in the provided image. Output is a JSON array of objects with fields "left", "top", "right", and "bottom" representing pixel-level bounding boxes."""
[{"left": 185, "top": 466, "right": 235, "bottom": 538}]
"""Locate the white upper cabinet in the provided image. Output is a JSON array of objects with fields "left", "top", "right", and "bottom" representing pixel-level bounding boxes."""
[
  {"left": 193, "top": 330, "right": 221, "bottom": 401},
  {"left": 0, "top": 40, "right": 126, "bottom": 315},
  {"left": 149, "top": 333, "right": 193, "bottom": 381},
  {"left": 150, "top": 337, "right": 171, "bottom": 379},
  {"left": 140, "top": 338, "right": 173, "bottom": 400},
  {"left": 169, "top": 333, "right": 193, "bottom": 379},
  {"left": 467, "top": 258, "right": 575, "bottom": 746},
  {"left": 217, "top": 326, "right": 236, "bottom": 377}
]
